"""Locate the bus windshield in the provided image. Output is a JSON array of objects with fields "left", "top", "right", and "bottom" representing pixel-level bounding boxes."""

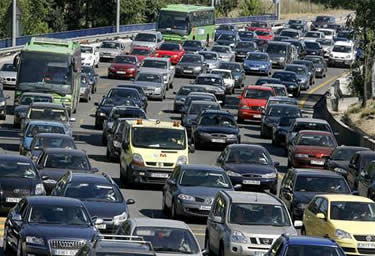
[
  {"left": 158, "top": 11, "right": 189, "bottom": 32},
  {"left": 132, "top": 127, "right": 186, "bottom": 150},
  {"left": 18, "top": 51, "right": 72, "bottom": 95}
]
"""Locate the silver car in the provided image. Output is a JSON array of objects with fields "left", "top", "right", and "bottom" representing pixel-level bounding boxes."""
[
  {"left": 206, "top": 191, "right": 297, "bottom": 256},
  {"left": 138, "top": 57, "right": 175, "bottom": 89},
  {"left": 199, "top": 51, "right": 220, "bottom": 71},
  {"left": 115, "top": 218, "right": 203, "bottom": 256},
  {"left": 0, "top": 63, "right": 17, "bottom": 88},
  {"left": 99, "top": 40, "right": 126, "bottom": 61},
  {"left": 134, "top": 72, "right": 166, "bottom": 100},
  {"left": 131, "top": 31, "right": 163, "bottom": 50},
  {"left": 211, "top": 45, "right": 235, "bottom": 62}
]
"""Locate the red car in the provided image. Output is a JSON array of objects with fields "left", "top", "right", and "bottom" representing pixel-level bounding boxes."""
[
  {"left": 254, "top": 28, "right": 273, "bottom": 40},
  {"left": 108, "top": 55, "right": 140, "bottom": 79},
  {"left": 237, "top": 86, "right": 275, "bottom": 123},
  {"left": 288, "top": 130, "right": 338, "bottom": 168},
  {"left": 130, "top": 47, "right": 154, "bottom": 62},
  {"left": 154, "top": 42, "right": 185, "bottom": 64}
]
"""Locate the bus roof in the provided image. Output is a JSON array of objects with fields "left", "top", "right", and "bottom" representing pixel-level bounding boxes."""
[
  {"left": 23, "top": 37, "right": 79, "bottom": 55},
  {"left": 161, "top": 4, "right": 214, "bottom": 13}
]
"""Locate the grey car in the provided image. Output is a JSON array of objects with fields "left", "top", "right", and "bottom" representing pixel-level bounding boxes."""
[
  {"left": 99, "top": 41, "right": 126, "bottom": 61},
  {"left": 134, "top": 72, "right": 166, "bottom": 100},
  {"left": 175, "top": 54, "right": 206, "bottom": 78},
  {"left": 0, "top": 63, "right": 17, "bottom": 88},
  {"left": 215, "top": 33, "right": 239, "bottom": 48},
  {"left": 266, "top": 41, "right": 293, "bottom": 68},
  {"left": 182, "top": 40, "right": 206, "bottom": 53},
  {"left": 205, "top": 191, "right": 297, "bottom": 256},
  {"left": 131, "top": 31, "right": 163, "bottom": 50},
  {"left": 162, "top": 164, "right": 235, "bottom": 218},
  {"left": 79, "top": 74, "right": 91, "bottom": 102},
  {"left": 304, "top": 55, "right": 327, "bottom": 78},
  {"left": 194, "top": 74, "right": 226, "bottom": 101},
  {"left": 284, "top": 64, "right": 310, "bottom": 90},
  {"left": 218, "top": 61, "right": 246, "bottom": 89},
  {"left": 182, "top": 93, "right": 219, "bottom": 117},
  {"left": 211, "top": 45, "right": 235, "bottom": 62},
  {"left": 198, "top": 51, "right": 220, "bottom": 71},
  {"left": 173, "top": 85, "right": 207, "bottom": 113},
  {"left": 139, "top": 57, "right": 175, "bottom": 89}
]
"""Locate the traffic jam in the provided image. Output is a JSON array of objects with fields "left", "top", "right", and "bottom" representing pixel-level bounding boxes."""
[{"left": 0, "top": 4, "right": 372, "bottom": 256}]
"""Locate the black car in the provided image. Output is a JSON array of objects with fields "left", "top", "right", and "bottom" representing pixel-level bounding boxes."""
[
  {"left": 272, "top": 71, "right": 300, "bottom": 97},
  {"left": 36, "top": 148, "right": 99, "bottom": 193},
  {"left": 304, "top": 55, "right": 328, "bottom": 78},
  {"left": 175, "top": 54, "right": 206, "bottom": 78},
  {"left": 94, "top": 96, "right": 136, "bottom": 129},
  {"left": 3, "top": 196, "right": 100, "bottom": 256},
  {"left": 311, "top": 15, "right": 336, "bottom": 30},
  {"left": 292, "top": 60, "right": 316, "bottom": 84},
  {"left": 192, "top": 110, "right": 240, "bottom": 149},
  {"left": 194, "top": 74, "right": 226, "bottom": 101},
  {"left": 105, "top": 87, "right": 145, "bottom": 110},
  {"left": 173, "top": 85, "right": 207, "bottom": 113},
  {"left": 255, "top": 77, "right": 282, "bottom": 86},
  {"left": 325, "top": 146, "right": 371, "bottom": 178},
  {"left": 217, "top": 61, "right": 245, "bottom": 88},
  {"left": 182, "top": 40, "right": 206, "bottom": 53},
  {"left": 279, "top": 168, "right": 351, "bottom": 220},
  {"left": 106, "top": 118, "right": 127, "bottom": 161},
  {"left": 52, "top": 172, "right": 135, "bottom": 233},
  {"left": 284, "top": 39, "right": 306, "bottom": 57},
  {"left": 234, "top": 41, "right": 258, "bottom": 62},
  {"left": 29, "top": 133, "right": 77, "bottom": 162},
  {"left": 272, "top": 116, "right": 298, "bottom": 146},
  {"left": 82, "top": 66, "right": 98, "bottom": 94},
  {"left": 182, "top": 93, "right": 218, "bottom": 117},
  {"left": 346, "top": 151, "right": 375, "bottom": 190},
  {"left": 162, "top": 164, "right": 234, "bottom": 219},
  {"left": 0, "top": 86, "right": 9, "bottom": 120},
  {"left": 0, "top": 155, "right": 45, "bottom": 212},
  {"left": 216, "top": 144, "right": 279, "bottom": 194},
  {"left": 238, "top": 31, "right": 257, "bottom": 41},
  {"left": 304, "top": 41, "right": 323, "bottom": 56},
  {"left": 76, "top": 235, "right": 156, "bottom": 256},
  {"left": 117, "top": 84, "right": 148, "bottom": 111},
  {"left": 288, "top": 19, "right": 308, "bottom": 33}
]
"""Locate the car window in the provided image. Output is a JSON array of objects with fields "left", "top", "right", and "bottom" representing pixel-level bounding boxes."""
[
  {"left": 212, "top": 195, "right": 226, "bottom": 218},
  {"left": 244, "top": 89, "right": 273, "bottom": 99},
  {"left": 308, "top": 197, "right": 323, "bottom": 214},
  {"left": 330, "top": 201, "right": 375, "bottom": 221},
  {"left": 44, "top": 153, "right": 90, "bottom": 170},
  {"left": 294, "top": 176, "right": 350, "bottom": 193},
  {"left": 225, "top": 147, "right": 272, "bottom": 165},
  {"left": 319, "top": 199, "right": 328, "bottom": 215}
]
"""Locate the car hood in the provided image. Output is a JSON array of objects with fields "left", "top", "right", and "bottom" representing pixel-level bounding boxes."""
[
  {"left": 0, "top": 177, "right": 36, "bottom": 194},
  {"left": 296, "top": 74, "right": 308, "bottom": 80},
  {"left": 179, "top": 186, "right": 232, "bottom": 198},
  {"left": 134, "top": 81, "right": 162, "bottom": 88},
  {"left": 26, "top": 224, "right": 96, "bottom": 240},
  {"left": 110, "top": 63, "right": 136, "bottom": 69},
  {"left": 139, "top": 67, "right": 167, "bottom": 74},
  {"left": 295, "top": 145, "right": 335, "bottom": 156},
  {"left": 294, "top": 191, "right": 320, "bottom": 204},
  {"left": 268, "top": 53, "right": 285, "bottom": 59},
  {"left": 196, "top": 125, "right": 239, "bottom": 135},
  {"left": 223, "top": 163, "right": 275, "bottom": 175},
  {"left": 177, "top": 62, "right": 203, "bottom": 67},
  {"left": 230, "top": 224, "right": 296, "bottom": 236},
  {"left": 81, "top": 201, "right": 127, "bottom": 219},
  {"left": 0, "top": 71, "right": 16, "bottom": 78},
  {"left": 240, "top": 98, "right": 267, "bottom": 107}
]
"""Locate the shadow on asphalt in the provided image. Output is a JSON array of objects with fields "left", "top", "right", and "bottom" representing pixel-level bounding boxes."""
[
  {"left": 0, "top": 143, "right": 19, "bottom": 152},
  {"left": 243, "top": 133, "right": 261, "bottom": 140},
  {"left": 88, "top": 154, "right": 111, "bottom": 163},
  {"left": 257, "top": 142, "right": 287, "bottom": 158},
  {"left": 80, "top": 124, "right": 98, "bottom": 130},
  {"left": 139, "top": 209, "right": 208, "bottom": 225},
  {"left": 74, "top": 133, "right": 103, "bottom": 147}
]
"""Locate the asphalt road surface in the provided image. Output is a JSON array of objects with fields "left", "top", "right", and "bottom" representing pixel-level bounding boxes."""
[{"left": 0, "top": 54, "right": 347, "bottom": 249}]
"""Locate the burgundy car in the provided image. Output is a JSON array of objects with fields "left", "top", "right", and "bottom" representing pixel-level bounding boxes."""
[
  {"left": 288, "top": 130, "right": 337, "bottom": 168},
  {"left": 108, "top": 55, "right": 140, "bottom": 79}
]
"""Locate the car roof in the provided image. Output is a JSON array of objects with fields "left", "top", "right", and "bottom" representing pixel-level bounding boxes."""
[
  {"left": 30, "top": 102, "right": 65, "bottom": 109},
  {"left": 267, "top": 103, "right": 299, "bottom": 109},
  {"left": 0, "top": 154, "right": 33, "bottom": 162},
  {"left": 95, "top": 240, "right": 154, "bottom": 254},
  {"left": 248, "top": 51, "right": 268, "bottom": 56},
  {"left": 245, "top": 85, "right": 273, "bottom": 91},
  {"left": 286, "top": 236, "right": 339, "bottom": 246},
  {"left": 69, "top": 173, "right": 112, "bottom": 184},
  {"left": 286, "top": 64, "right": 307, "bottom": 69},
  {"left": 180, "top": 164, "right": 224, "bottom": 173},
  {"left": 269, "top": 96, "right": 294, "bottom": 100},
  {"left": 295, "top": 118, "right": 328, "bottom": 124},
  {"left": 43, "top": 148, "right": 86, "bottom": 155},
  {"left": 292, "top": 168, "right": 343, "bottom": 177},
  {"left": 281, "top": 29, "right": 299, "bottom": 33},
  {"left": 132, "top": 218, "right": 190, "bottom": 229},
  {"left": 297, "top": 130, "right": 333, "bottom": 136},
  {"left": 187, "top": 92, "right": 214, "bottom": 97},
  {"left": 27, "top": 120, "right": 66, "bottom": 127},
  {"left": 27, "top": 196, "right": 84, "bottom": 206},
  {"left": 294, "top": 60, "right": 313, "bottom": 64},
  {"left": 224, "top": 191, "right": 281, "bottom": 205},
  {"left": 191, "top": 100, "right": 219, "bottom": 105},
  {"left": 319, "top": 194, "right": 373, "bottom": 203}
]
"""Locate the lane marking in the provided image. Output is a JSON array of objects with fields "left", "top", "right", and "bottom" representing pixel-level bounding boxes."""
[{"left": 193, "top": 233, "right": 205, "bottom": 236}]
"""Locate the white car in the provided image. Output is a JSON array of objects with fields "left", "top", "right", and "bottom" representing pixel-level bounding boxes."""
[
  {"left": 328, "top": 41, "right": 355, "bottom": 67},
  {"left": 210, "top": 69, "right": 235, "bottom": 94},
  {"left": 318, "top": 28, "right": 336, "bottom": 40},
  {"left": 81, "top": 44, "right": 100, "bottom": 67},
  {"left": 303, "top": 31, "right": 325, "bottom": 41}
]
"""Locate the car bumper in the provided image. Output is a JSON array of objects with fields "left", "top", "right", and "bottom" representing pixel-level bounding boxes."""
[
  {"left": 238, "top": 109, "right": 263, "bottom": 121},
  {"left": 175, "top": 69, "right": 202, "bottom": 77},
  {"left": 229, "top": 176, "right": 277, "bottom": 191},
  {"left": 175, "top": 199, "right": 212, "bottom": 217},
  {"left": 1, "top": 79, "right": 16, "bottom": 87},
  {"left": 329, "top": 58, "right": 353, "bottom": 66},
  {"left": 292, "top": 157, "right": 326, "bottom": 168},
  {"left": 129, "top": 164, "right": 174, "bottom": 184},
  {"left": 224, "top": 241, "right": 271, "bottom": 256},
  {"left": 23, "top": 243, "right": 52, "bottom": 256},
  {"left": 108, "top": 70, "right": 136, "bottom": 78},
  {"left": 335, "top": 239, "right": 375, "bottom": 256},
  {"left": 315, "top": 69, "right": 324, "bottom": 77},
  {"left": 244, "top": 66, "right": 269, "bottom": 74},
  {"left": 194, "top": 133, "right": 239, "bottom": 146}
]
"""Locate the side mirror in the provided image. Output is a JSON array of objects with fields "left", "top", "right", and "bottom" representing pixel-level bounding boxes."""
[
  {"left": 188, "top": 145, "right": 195, "bottom": 153},
  {"left": 69, "top": 117, "right": 76, "bottom": 122},
  {"left": 316, "top": 213, "right": 326, "bottom": 220},
  {"left": 234, "top": 184, "right": 242, "bottom": 190},
  {"left": 294, "top": 220, "right": 303, "bottom": 228},
  {"left": 212, "top": 216, "right": 223, "bottom": 224},
  {"left": 94, "top": 217, "right": 104, "bottom": 225},
  {"left": 126, "top": 199, "right": 136, "bottom": 205},
  {"left": 167, "top": 179, "right": 176, "bottom": 186},
  {"left": 13, "top": 214, "right": 22, "bottom": 222},
  {"left": 273, "top": 161, "right": 280, "bottom": 167},
  {"left": 217, "top": 100, "right": 223, "bottom": 104}
]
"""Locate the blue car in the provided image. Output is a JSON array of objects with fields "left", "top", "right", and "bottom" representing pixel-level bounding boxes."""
[
  {"left": 267, "top": 234, "right": 346, "bottom": 256},
  {"left": 243, "top": 52, "right": 272, "bottom": 76},
  {"left": 214, "top": 24, "right": 238, "bottom": 41}
]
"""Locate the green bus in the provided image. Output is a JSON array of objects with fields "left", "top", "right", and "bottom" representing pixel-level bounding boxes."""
[
  {"left": 157, "top": 4, "right": 215, "bottom": 42},
  {"left": 14, "top": 37, "right": 81, "bottom": 115}
]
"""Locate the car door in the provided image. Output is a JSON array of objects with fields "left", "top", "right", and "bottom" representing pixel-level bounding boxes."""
[
  {"left": 347, "top": 153, "right": 360, "bottom": 189},
  {"left": 207, "top": 194, "right": 227, "bottom": 254},
  {"left": 358, "top": 163, "right": 374, "bottom": 197},
  {"left": 164, "top": 166, "right": 181, "bottom": 208},
  {"left": 303, "top": 197, "right": 323, "bottom": 235},
  {"left": 6, "top": 199, "right": 29, "bottom": 249},
  {"left": 279, "top": 171, "right": 295, "bottom": 211}
]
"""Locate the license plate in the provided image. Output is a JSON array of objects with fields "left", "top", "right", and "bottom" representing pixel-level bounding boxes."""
[
  {"left": 199, "top": 205, "right": 212, "bottom": 211},
  {"left": 96, "top": 224, "right": 107, "bottom": 229},
  {"left": 6, "top": 197, "right": 21, "bottom": 203},
  {"left": 243, "top": 180, "right": 261, "bottom": 185},
  {"left": 253, "top": 114, "right": 262, "bottom": 118},
  {"left": 151, "top": 173, "right": 169, "bottom": 178},
  {"left": 53, "top": 249, "right": 78, "bottom": 256},
  {"left": 117, "top": 71, "right": 126, "bottom": 74},
  {"left": 358, "top": 242, "right": 375, "bottom": 249},
  {"left": 211, "top": 139, "right": 226, "bottom": 143},
  {"left": 184, "top": 70, "right": 193, "bottom": 73},
  {"left": 311, "top": 160, "right": 325, "bottom": 165},
  {"left": 250, "top": 67, "right": 259, "bottom": 70}
]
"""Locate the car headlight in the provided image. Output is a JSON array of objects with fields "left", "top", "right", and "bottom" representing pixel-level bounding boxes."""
[
  {"left": 163, "top": 74, "right": 168, "bottom": 81},
  {"left": 113, "top": 140, "right": 121, "bottom": 148},
  {"left": 99, "top": 112, "right": 106, "bottom": 117},
  {"left": 172, "top": 55, "right": 178, "bottom": 58},
  {"left": 262, "top": 172, "right": 277, "bottom": 179},
  {"left": 279, "top": 57, "right": 285, "bottom": 62},
  {"left": 240, "top": 105, "right": 250, "bottom": 110},
  {"left": 176, "top": 155, "right": 187, "bottom": 166},
  {"left": 230, "top": 43, "right": 235, "bottom": 47},
  {"left": 0, "top": 101, "right": 5, "bottom": 106},
  {"left": 335, "top": 229, "right": 351, "bottom": 240},
  {"left": 193, "top": 66, "right": 202, "bottom": 71},
  {"left": 198, "top": 131, "right": 210, "bottom": 137},
  {"left": 132, "top": 153, "right": 144, "bottom": 166},
  {"left": 295, "top": 153, "right": 309, "bottom": 158},
  {"left": 128, "top": 68, "right": 136, "bottom": 72},
  {"left": 227, "top": 134, "right": 237, "bottom": 139},
  {"left": 113, "top": 212, "right": 128, "bottom": 225},
  {"left": 26, "top": 236, "right": 45, "bottom": 246},
  {"left": 260, "top": 64, "right": 266, "bottom": 68},
  {"left": 178, "top": 194, "right": 195, "bottom": 201},
  {"left": 231, "top": 231, "right": 248, "bottom": 244},
  {"left": 226, "top": 170, "right": 242, "bottom": 177},
  {"left": 334, "top": 167, "right": 347, "bottom": 174},
  {"left": 35, "top": 183, "right": 45, "bottom": 195}
]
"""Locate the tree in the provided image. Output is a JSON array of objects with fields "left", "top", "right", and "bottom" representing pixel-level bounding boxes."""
[
  {"left": 18, "top": 0, "right": 50, "bottom": 35},
  {"left": 239, "top": 0, "right": 261, "bottom": 17}
]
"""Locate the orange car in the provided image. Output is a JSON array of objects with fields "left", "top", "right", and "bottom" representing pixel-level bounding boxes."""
[{"left": 254, "top": 28, "right": 274, "bottom": 40}]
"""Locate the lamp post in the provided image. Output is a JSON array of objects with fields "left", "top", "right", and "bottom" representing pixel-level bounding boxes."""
[
  {"left": 12, "top": 0, "right": 16, "bottom": 46},
  {"left": 116, "top": 0, "right": 120, "bottom": 33}
]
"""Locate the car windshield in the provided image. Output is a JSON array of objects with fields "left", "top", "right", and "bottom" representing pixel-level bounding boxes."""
[
  {"left": 29, "top": 205, "right": 90, "bottom": 225},
  {"left": 279, "top": 117, "right": 295, "bottom": 126},
  {"left": 29, "top": 108, "right": 67, "bottom": 122},
  {"left": 159, "top": 43, "right": 180, "bottom": 51},
  {"left": 244, "top": 89, "right": 273, "bottom": 99},
  {"left": 267, "top": 44, "right": 286, "bottom": 54},
  {"left": 285, "top": 245, "right": 344, "bottom": 256},
  {"left": 1, "top": 64, "right": 16, "bottom": 72},
  {"left": 250, "top": 22, "right": 267, "bottom": 28},
  {"left": 218, "top": 34, "right": 235, "bottom": 41},
  {"left": 332, "top": 45, "right": 351, "bottom": 53},
  {"left": 330, "top": 201, "right": 375, "bottom": 221},
  {"left": 111, "top": 108, "right": 146, "bottom": 119},
  {"left": 183, "top": 41, "right": 201, "bottom": 48},
  {"left": 285, "top": 66, "right": 307, "bottom": 75},
  {"left": 134, "top": 33, "right": 156, "bottom": 42},
  {"left": 180, "top": 55, "right": 202, "bottom": 63},
  {"left": 177, "top": 87, "right": 206, "bottom": 96},
  {"left": 113, "top": 56, "right": 136, "bottom": 65},
  {"left": 219, "top": 63, "right": 241, "bottom": 72},
  {"left": 280, "top": 31, "right": 299, "bottom": 38},
  {"left": 305, "top": 32, "right": 321, "bottom": 38},
  {"left": 180, "top": 170, "right": 231, "bottom": 188},
  {"left": 332, "top": 148, "right": 368, "bottom": 161},
  {"left": 26, "top": 124, "right": 65, "bottom": 137},
  {"left": 305, "top": 42, "right": 320, "bottom": 49},
  {"left": 316, "top": 16, "right": 331, "bottom": 22},
  {"left": 20, "top": 95, "right": 52, "bottom": 105},
  {"left": 267, "top": 106, "right": 300, "bottom": 117},
  {"left": 212, "top": 46, "right": 230, "bottom": 53},
  {"left": 269, "top": 99, "right": 297, "bottom": 106},
  {"left": 65, "top": 183, "right": 122, "bottom": 202},
  {"left": 294, "top": 176, "right": 350, "bottom": 193},
  {"left": 288, "top": 20, "right": 303, "bottom": 25},
  {"left": 229, "top": 203, "right": 290, "bottom": 226},
  {"left": 185, "top": 96, "right": 215, "bottom": 107},
  {"left": 199, "top": 114, "right": 236, "bottom": 128},
  {"left": 196, "top": 76, "right": 222, "bottom": 86},
  {"left": 33, "top": 137, "right": 75, "bottom": 150},
  {"left": 158, "top": 12, "right": 188, "bottom": 31},
  {"left": 239, "top": 31, "right": 255, "bottom": 38},
  {"left": 294, "top": 122, "right": 331, "bottom": 132},
  {"left": 134, "top": 227, "right": 199, "bottom": 254},
  {"left": 80, "top": 46, "right": 93, "bottom": 53},
  {"left": 296, "top": 134, "right": 336, "bottom": 147},
  {"left": 188, "top": 103, "right": 220, "bottom": 114},
  {"left": 305, "top": 57, "right": 322, "bottom": 64},
  {"left": 273, "top": 72, "right": 297, "bottom": 82},
  {"left": 236, "top": 42, "right": 256, "bottom": 49},
  {"left": 108, "top": 89, "right": 139, "bottom": 99},
  {"left": 101, "top": 97, "right": 135, "bottom": 107},
  {"left": 132, "top": 127, "right": 186, "bottom": 150},
  {"left": 131, "top": 48, "right": 151, "bottom": 56},
  {"left": 136, "top": 73, "right": 162, "bottom": 83},
  {"left": 44, "top": 153, "right": 90, "bottom": 170},
  {"left": 226, "top": 148, "right": 271, "bottom": 165},
  {"left": 272, "top": 87, "right": 287, "bottom": 96},
  {"left": 255, "top": 30, "right": 271, "bottom": 36},
  {"left": 142, "top": 59, "right": 167, "bottom": 69},
  {"left": 247, "top": 53, "right": 268, "bottom": 61},
  {"left": 101, "top": 42, "right": 120, "bottom": 49},
  {"left": 211, "top": 71, "right": 231, "bottom": 79},
  {"left": 199, "top": 52, "right": 217, "bottom": 60},
  {"left": 0, "top": 160, "right": 36, "bottom": 178}
]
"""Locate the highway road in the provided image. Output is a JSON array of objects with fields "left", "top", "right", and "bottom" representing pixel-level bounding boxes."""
[{"left": 0, "top": 53, "right": 347, "bottom": 248}]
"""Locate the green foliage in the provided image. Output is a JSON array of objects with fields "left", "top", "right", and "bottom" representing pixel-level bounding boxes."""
[{"left": 239, "top": 0, "right": 261, "bottom": 16}]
